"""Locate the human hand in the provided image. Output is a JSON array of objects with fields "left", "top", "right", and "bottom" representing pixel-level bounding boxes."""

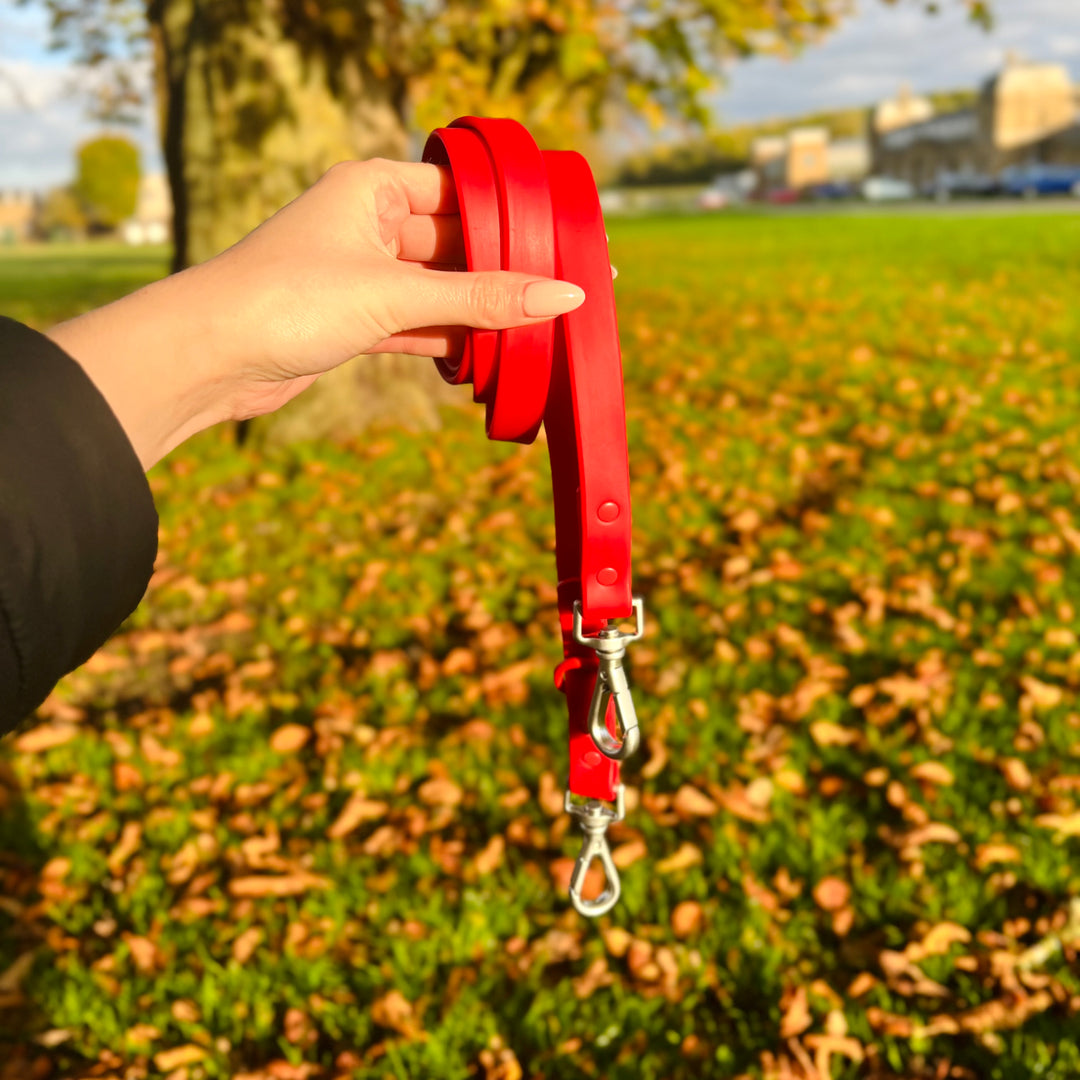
[{"left": 47, "top": 158, "right": 588, "bottom": 469}]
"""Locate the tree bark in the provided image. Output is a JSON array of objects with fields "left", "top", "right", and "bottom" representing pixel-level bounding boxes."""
[{"left": 146, "top": 0, "right": 455, "bottom": 442}]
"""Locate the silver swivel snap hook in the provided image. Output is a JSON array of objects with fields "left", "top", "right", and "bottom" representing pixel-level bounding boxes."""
[
  {"left": 572, "top": 597, "right": 645, "bottom": 762},
  {"left": 565, "top": 785, "right": 626, "bottom": 918}
]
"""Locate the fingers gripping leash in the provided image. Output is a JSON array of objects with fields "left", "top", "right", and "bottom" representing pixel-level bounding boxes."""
[{"left": 423, "top": 117, "right": 645, "bottom": 917}]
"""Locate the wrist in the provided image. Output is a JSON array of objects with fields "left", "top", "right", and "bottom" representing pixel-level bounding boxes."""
[{"left": 47, "top": 267, "right": 234, "bottom": 470}]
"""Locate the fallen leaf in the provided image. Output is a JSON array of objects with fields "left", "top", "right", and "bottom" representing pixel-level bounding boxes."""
[
  {"left": 1000, "top": 757, "right": 1033, "bottom": 791},
  {"left": 418, "top": 777, "right": 463, "bottom": 807},
  {"left": 780, "top": 986, "right": 812, "bottom": 1038},
  {"left": 656, "top": 843, "right": 703, "bottom": 874},
  {"left": 975, "top": 843, "right": 1021, "bottom": 869},
  {"left": 13, "top": 724, "right": 79, "bottom": 754},
  {"left": 327, "top": 792, "right": 389, "bottom": 839},
  {"left": 154, "top": 1045, "right": 207, "bottom": 1071},
  {"left": 228, "top": 874, "right": 331, "bottom": 898},
  {"left": 371, "top": 989, "right": 423, "bottom": 1039},
  {"left": 671, "top": 900, "right": 704, "bottom": 938},
  {"left": 671, "top": 784, "right": 718, "bottom": 817},
  {"left": 232, "top": 927, "right": 263, "bottom": 963},
  {"left": 269, "top": 724, "right": 310, "bottom": 754},
  {"left": 813, "top": 877, "right": 850, "bottom": 912},
  {"left": 472, "top": 835, "right": 505, "bottom": 876},
  {"left": 107, "top": 822, "right": 142, "bottom": 875},
  {"left": 909, "top": 761, "right": 954, "bottom": 786},
  {"left": 611, "top": 840, "right": 647, "bottom": 869},
  {"left": 123, "top": 934, "right": 159, "bottom": 974},
  {"left": 810, "top": 721, "right": 859, "bottom": 748}
]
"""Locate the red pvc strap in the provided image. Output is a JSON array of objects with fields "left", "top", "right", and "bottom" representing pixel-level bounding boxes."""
[{"left": 422, "top": 118, "right": 633, "bottom": 802}]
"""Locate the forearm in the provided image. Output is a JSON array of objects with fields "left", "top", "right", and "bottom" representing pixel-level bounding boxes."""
[{"left": 47, "top": 267, "right": 231, "bottom": 471}]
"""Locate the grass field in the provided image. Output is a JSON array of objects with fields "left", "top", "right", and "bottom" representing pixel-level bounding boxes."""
[{"left": 3, "top": 210, "right": 1080, "bottom": 1079}]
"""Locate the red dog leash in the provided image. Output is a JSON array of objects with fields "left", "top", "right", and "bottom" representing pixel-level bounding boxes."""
[{"left": 423, "top": 118, "right": 644, "bottom": 917}]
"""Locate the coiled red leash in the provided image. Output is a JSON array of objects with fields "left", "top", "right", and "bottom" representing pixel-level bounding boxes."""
[{"left": 423, "top": 118, "right": 645, "bottom": 917}]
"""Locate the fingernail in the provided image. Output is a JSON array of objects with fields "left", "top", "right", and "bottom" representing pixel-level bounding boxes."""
[
  {"left": 610, "top": 264, "right": 618, "bottom": 279},
  {"left": 523, "top": 279, "right": 586, "bottom": 317}
]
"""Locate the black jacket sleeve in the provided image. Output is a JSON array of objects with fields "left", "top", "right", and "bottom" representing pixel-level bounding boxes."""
[{"left": 0, "top": 317, "right": 158, "bottom": 734}]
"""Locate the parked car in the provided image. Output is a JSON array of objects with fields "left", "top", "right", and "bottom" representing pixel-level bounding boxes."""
[
  {"left": 924, "top": 171, "right": 1000, "bottom": 201},
  {"left": 809, "top": 181, "right": 857, "bottom": 201},
  {"left": 697, "top": 187, "right": 729, "bottom": 211},
  {"left": 1000, "top": 164, "right": 1080, "bottom": 198},
  {"left": 765, "top": 187, "right": 801, "bottom": 205},
  {"left": 861, "top": 176, "right": 916, "bottom": 202}
]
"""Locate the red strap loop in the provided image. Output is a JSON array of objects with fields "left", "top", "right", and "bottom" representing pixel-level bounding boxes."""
[{"left": 422, "top": 118, "right": 633, "bottom": 802}]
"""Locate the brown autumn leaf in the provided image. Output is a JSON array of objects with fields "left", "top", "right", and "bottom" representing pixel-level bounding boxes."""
[
  {"left": 656, "top": 843, "right": 703, "bottom": 874},
  {"left": 13, "top": 724, "right": 79, "bottom": 754},
  {"left": 671, "top": 900, "right": 704, "bottom": 938},
  {"left": 418, "top": 777, "right": 463, "bottom": 807},
  {"left": 327, "top": 792, "right": 389, "bottom": 839},
  {"left": 1020, "top": 676, "right": 1063, "bottom": 712},
  {"left": 847, "top": 973, "right": 877, "bottom": 998},
  {"left": 122, "top": 934, "right": 160, "bottom": 975},
  {"left": 232, "top": 927, "right": 263, "bottom": 964},
  {"left": 611, "top": 840, "right": 648, "bottom": 869},
  {"left": 780, "top": 986, "right": 812, "bottom": 1038},
  {"left": 902, "top": 822, "right": 961, "bottom": 848},
  {"left": 975, "top": 843, "right": 1021, "bottom": 869},
  {"left": 371, "top": 989, "right": 423, "bottom": 1039},
  {"left": 124, "top": 1023, "right": 161, "bottom": 1046},
  {"left": 472, "top": 835, "right": 505, "bottom": 876},
  {"left": 602, "top": 926, "right": 632, "bottom": 958},
  {"left": 1000, "top": 757, "right": 1033, "bottom": 791},
  {"left": 113, "top": 761, "right": 143, "bottom": 792},
  {"left": 832, "top": 906, "right": 855, "bottom": 937},
  {"left": 956, "top": 990, "right": 1053, "bottom": 1033},
  {"left": 106, "top": 821, "right": 143, "bottom": 876},
  {"left": 672, "top": 784, "right": 718, "bottom": 818},
  {"left": 809, "top": 721, "right": 859, "bottom": 748},
  {"left": 906, "top": 922, "right": 971, "bottom": 962},
  {"left": 909, "top": 761, "right": 954, "bottom": 786},
  {"left": 1034, "top": 811, "right": 1080, "bottom": 837},
  {"left": 269, "top": 724, "right": 310, "bottom": 754},
  {"left": 0, "top": 952, "right": 35, "bottom": 994},
  {"left": 813, "top": 877, "right": 850, "bottom": 912},
  {"left": 228, "top": 873, "right": 331, "bottom": 898},
  {"left": 171, "top": 1000, "right": 200, "bottom": 1023},
  {"left": 153, "top": 1045, "right": 207, "bottom": 1071},
  {"left": 572, "top": 957, "right": 615, "bottom": 999}
]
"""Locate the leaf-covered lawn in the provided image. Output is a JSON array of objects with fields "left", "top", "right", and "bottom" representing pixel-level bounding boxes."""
[{"left": 3, "top": 211, "right": 1080, "bottom": 1078}]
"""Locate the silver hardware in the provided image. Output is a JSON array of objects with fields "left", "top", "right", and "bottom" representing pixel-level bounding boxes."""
[
  {"left": 564, "top": 784, "right": 626, "bottom": 918},
  {"left": 572, "top": 597, "right": 645, "bottom": 762}
]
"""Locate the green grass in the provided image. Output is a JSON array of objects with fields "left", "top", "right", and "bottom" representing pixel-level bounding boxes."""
[
  {"left": 0, "top": 241, "right": 170, "bottom": 328},
  {"left": 3, "top": 212, "right": 1080, "bottom": 1078}
]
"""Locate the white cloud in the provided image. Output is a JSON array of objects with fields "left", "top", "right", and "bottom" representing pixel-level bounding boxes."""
[{"left": 715, "top": 0, "right": 1080, "bottom": 124}]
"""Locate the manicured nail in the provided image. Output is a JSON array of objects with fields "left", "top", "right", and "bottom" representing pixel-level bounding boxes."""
[
  {"left": 611, "top": 264, "right": 618, "bottom": 279},
  {"left": 523, "top": 279, "right": 586, "bottom": 317}
]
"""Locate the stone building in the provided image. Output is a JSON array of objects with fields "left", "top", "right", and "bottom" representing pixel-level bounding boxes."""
[
  {"left": 872, "top": 56, "right": 1079, "bottom": 187},
  {"left": 754, "top": 127, "right": 833, "bottom": 191},
  {"left": 0, "top": 190, "right": 37, "bottom": 244}
]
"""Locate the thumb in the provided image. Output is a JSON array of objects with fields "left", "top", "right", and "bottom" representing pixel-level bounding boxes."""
[{"left": 383, "top": 266, "right": 586, "bottom": 334}]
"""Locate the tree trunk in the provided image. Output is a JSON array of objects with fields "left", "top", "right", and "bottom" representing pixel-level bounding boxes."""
[{"left": 146, "top": 0, "right": 457, "bottom": 443}]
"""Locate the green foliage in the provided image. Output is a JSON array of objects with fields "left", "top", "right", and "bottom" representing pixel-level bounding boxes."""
[
  {"left": 74, "top": 134, "right": 140, "bottom": 230},
  {"left": 4, "top": 204, "right": 1080, "bottom": 1079},
  {"left": 37, "top": 186, "right": 88, "bottom": 239}
]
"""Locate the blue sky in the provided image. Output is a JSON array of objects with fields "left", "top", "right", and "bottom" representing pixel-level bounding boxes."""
[{"left": 1, "top": 0, "right": 1079, "bottom": 190}]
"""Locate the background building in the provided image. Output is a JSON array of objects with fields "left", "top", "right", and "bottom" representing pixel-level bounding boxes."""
[
  {"left": 872, "top": 55, "right": 1080, "bottom": 187},
  {"left": 0, "top": 191, "right": 37, "bottom": 244}
]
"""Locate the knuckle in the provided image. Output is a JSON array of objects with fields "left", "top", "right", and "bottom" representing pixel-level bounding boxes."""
[{"left": 468, "top": 273, "right": 513, "bottom": 321}]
